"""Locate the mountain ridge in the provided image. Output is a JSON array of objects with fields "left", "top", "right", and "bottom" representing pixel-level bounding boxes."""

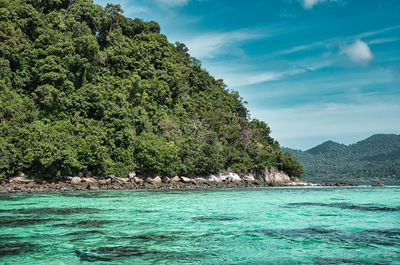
[{"left": 282, "top": 134, "right": 400, "bottom": 182}]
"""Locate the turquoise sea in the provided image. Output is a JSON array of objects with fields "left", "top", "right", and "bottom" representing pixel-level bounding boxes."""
[{"left": 1, "top": 187, "right": 399, "bottom": 264}]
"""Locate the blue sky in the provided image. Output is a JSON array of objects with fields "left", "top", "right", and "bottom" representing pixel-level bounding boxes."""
[{"left": 95, "top": 0, "right": 400, "bottom": 150}]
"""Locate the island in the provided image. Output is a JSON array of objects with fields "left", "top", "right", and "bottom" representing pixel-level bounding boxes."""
[{"left": 0, "top": 0, "right": 303, "bottom": 191}]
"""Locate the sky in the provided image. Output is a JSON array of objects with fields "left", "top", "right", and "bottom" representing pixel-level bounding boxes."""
[{"left": 94, "top": 0, "right": 400, "bottom": 150}]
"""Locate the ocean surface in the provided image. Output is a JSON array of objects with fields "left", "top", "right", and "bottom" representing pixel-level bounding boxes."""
[{"left": 0, "top": 187, "right": 399, "bottom": 264}]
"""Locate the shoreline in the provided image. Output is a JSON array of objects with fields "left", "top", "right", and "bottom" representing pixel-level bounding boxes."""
[
  {"left": 0, "top": 178, "right": 365, "bottom": 195},
  {"left": 0, "top": 167, "right": 376, "bottom": 194}
]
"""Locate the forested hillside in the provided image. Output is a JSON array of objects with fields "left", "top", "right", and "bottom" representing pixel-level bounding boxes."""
[
  {"left": 0, "top": 0, "right": 302, "bottom": 179},
  {"left": 283, "top": 134, "right": 400, "bottom": 182}
]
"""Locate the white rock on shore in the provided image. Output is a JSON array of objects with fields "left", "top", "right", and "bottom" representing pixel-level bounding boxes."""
[
  {"left": 242, "top": 174, "right": 255, "bottom": 182},
  {"left": 264, "top": 167, "right": 291, "bottom": 184},
  {"left": 207, "top": 175, "right": 222, "bottom": 183},
  {"left": 71, "top": 177, "right": 81, "bottom": 185}
]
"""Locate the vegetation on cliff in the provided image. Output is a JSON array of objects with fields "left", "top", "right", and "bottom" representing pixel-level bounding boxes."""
[
  {"left": 283, "top": 134, "right": 400, "bottom": 182},
  {"left": 0, "top": 0, "right": 303, "bottom": 179}
]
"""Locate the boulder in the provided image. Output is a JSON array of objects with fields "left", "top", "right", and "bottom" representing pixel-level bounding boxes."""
[
  {"left": 229, "top": 173, "right": 242, "bottom": 182},
  {"left": 133, "top": 177, "right": 144, "bottom": 185},
  {"left": 144, "top": 183, "right": 154, "bottom": 189},
  {"left": 169, "top": 176, "right": 180, "bottom": 183},
  {"left": 145, "top": 177, "right": 154, "bottom": 184},
  {"left": 115, "top": 177, "right": 128, "bottom": 185},
  {"left": 242, "top": 174, "right": 255, "bottom": 182},
  {"left": 106, "top": 175, "right": 117, "bottom": 180},
  {"left": 81, "top": 177, "right": 98, "bottom": 184},
  {"left": 9, "top": 176, "right": 33, "bottom": 184},
  {"left": 128, "top": 171, "right": 136, "bottom": 179},
  {"left": 98, "top": 179, "right": 111, "bottom": 185},
  {"left": 194, "top": 178, "right": 208, "bottom": 184},
  {"left": 219, "top": 174, "right": 229, "bottom": 181},
  {"left": 207, "top": 175, "right": 222, "bottom": 183},
  {"left": 71, "top": 177, "right": 82, "bottom": 185},
  {"left": 220, "top": 172, "right": 241, "bottom": 182},
  {"left": 264, "top": 167, "right": 291, "bottom": 185},
  {"left": 88, "top": 184, "right": 99, "bottom": 190},
  {"left": 181, "top": 176, "right": 192, "bottom": 183},
  {"left": 152, "top": 176, "right": 162, "bottom": 189}
]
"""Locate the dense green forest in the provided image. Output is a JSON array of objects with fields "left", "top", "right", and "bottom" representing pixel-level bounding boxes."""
[
  {"left": 282, "top": 134, "right": 400, "bottom": 183},
  {"left": 0, "top": 0, "right": 303, "bottom": 179}
]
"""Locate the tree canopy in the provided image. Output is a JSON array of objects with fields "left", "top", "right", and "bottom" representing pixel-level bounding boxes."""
[{"left": 0, "top": 0, "right": 303, "bottom": 179}]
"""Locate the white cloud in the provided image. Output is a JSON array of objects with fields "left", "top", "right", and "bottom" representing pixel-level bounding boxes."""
[
  {"left": 221, "top": 72, "right": 283, "bottom": 87},
  {"left": 301, "top": 0, "right": 338, "bottom": 9},
  {"left": 273, "top": 41, "right": 325, "bottom": 56},
  {"left": 367, "top": 37, "right": 400, "bottom": 45},
  {"left": 356, "top": 25, "right": 400, "bottom": 39},
  {"left": 183, "top": 30, "right": 265, "bottom": 59},
  {"left": 341, "top": 39, "right": 373, "bottom": 66}
]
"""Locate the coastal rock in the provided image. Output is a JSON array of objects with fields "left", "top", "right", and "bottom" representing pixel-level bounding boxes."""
[
  {"left": 133, "top": 177, "right": 144, "bottom": 185},
  {"left": 144, "top": 183, "right": 153, "bottom": 189},
  {"left": 264, "top": 167, "right": 291, "bottom": 185},
  {"left": 81, "top": 178, "right": 98, "bottom": 184},
  {"left": 208, "top": 175, "right": 222, "bottom": 183},
  {"left": 115, "top": 177, "right": 128, "bottom": 185},
  {"left": 219, "top": 172, "right": 241, "bottom": 182},
  {"left": 106, "top": 175, "right": 117, "bottom": 180},
  {"left": 71, "top": 177, "right": 82, "bottom": 185},
  {"left": 9, "top": 176, "right": 33, "bottom": 184},
  {"left": 152, "top": 176, "right": 162, "bottom": 189},
  {"left": 194, "top": 177, "right": 208, "bottom": 184},
  {"left": 229, "top": 173, "right": 242, "bottom": 182},
  {"left": 145, "top": 177, "right": 154, "bottom": 184},
  {"left": 98, "top": 179, "right": 111, "bottom": 185},
  {"left": 242, "top": 174, "right": 255, "bottom": 182},
  {"left": 169, "top": 176, "right": 180, "bottom": 183},
  {"left": 128, "top": 171, "right": 136, "bottom": 179},
  {"left": 181, "top": 177, "right": 192, "bottom": 183},
  {"left": 88, "top": 184, "right": 99, "bottom": 190}
]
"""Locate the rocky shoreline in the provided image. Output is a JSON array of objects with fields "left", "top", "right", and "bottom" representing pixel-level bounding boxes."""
[{"left": 0, "top": 167, "right": 363, "bottom": 194}]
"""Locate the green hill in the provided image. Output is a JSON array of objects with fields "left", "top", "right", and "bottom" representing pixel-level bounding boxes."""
[
  {"left": 0, "top": 0, "right": 302, "bottom": 179},
  {"left": 282, "top": 134, "right": 400, "bottom": 183}
]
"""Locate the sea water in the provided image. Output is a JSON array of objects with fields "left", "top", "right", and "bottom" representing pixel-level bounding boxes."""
[{"left": 0, "top": 187, "right": 399, "bottom": 264}]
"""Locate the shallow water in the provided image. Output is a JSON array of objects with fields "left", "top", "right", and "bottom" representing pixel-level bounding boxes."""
[{"left": 0, "top": 187, "right": 399, "bottom": 264}]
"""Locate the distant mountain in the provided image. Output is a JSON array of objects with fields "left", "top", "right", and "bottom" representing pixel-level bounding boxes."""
[{"left": 282, "top": 134, "right": 400, "bottom": 183}]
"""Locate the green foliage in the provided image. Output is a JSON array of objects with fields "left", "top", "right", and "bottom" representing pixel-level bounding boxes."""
[
  {"left": 0, "top": 0, "right": 299, "bottom": 179},
  {"left": 279, "top": 152, "right": 304, "bottom": 178}
]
